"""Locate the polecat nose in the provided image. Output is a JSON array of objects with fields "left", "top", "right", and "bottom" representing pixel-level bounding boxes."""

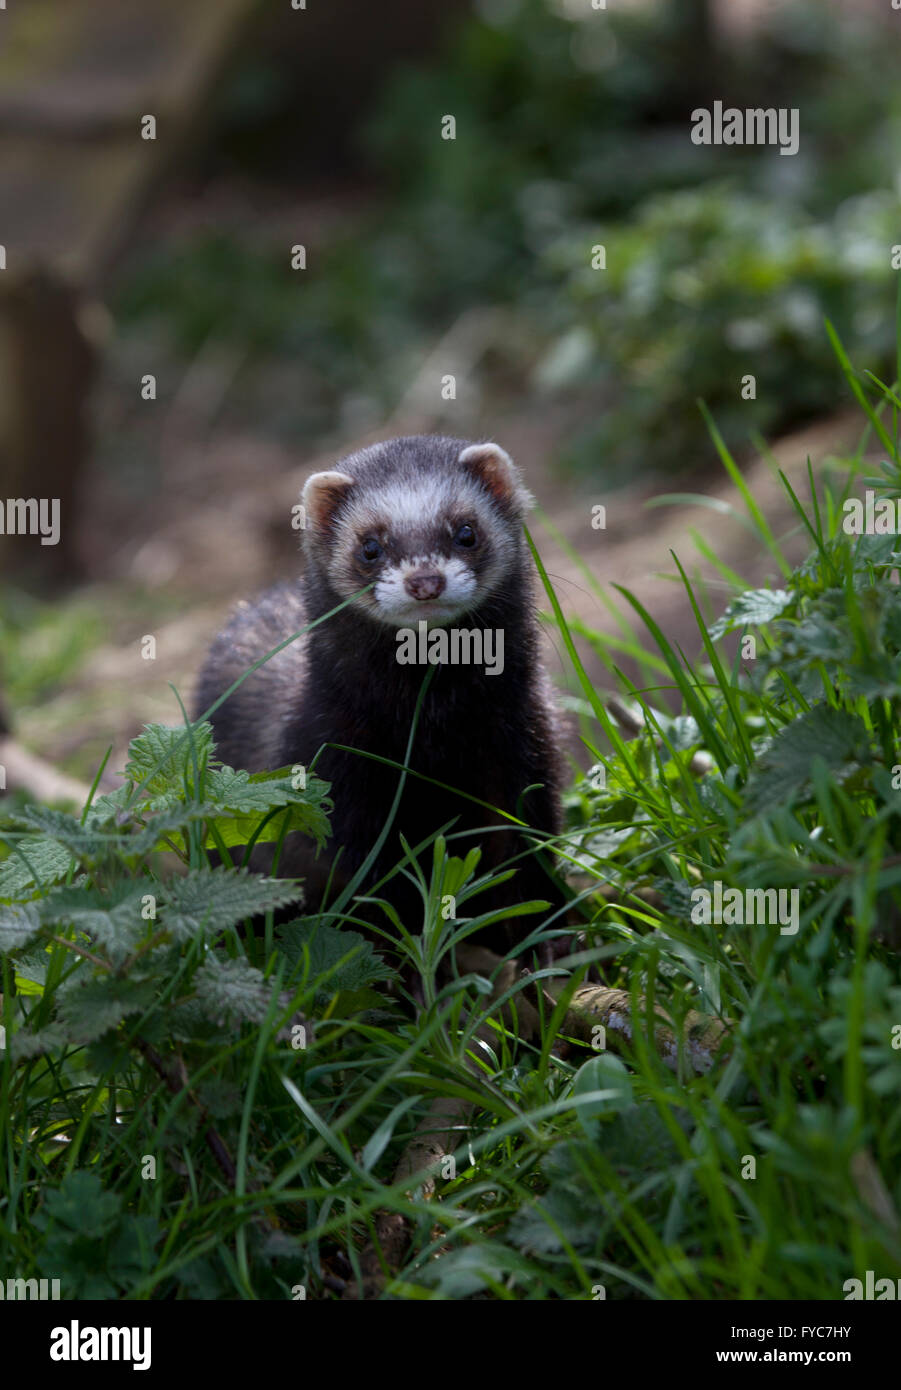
[{"left": 404, "top": 571, "right": 446, "bottom": 601}]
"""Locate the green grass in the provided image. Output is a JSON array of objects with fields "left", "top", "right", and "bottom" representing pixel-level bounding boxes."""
[
  {"left": 3, "top": 308, "right": 901, "bottom": 1300},
  {"left": 0, "top": 591, "right": 107, "bottom": 709}
]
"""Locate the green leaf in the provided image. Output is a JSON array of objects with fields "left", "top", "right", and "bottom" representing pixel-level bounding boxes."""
[
  {"left": 16, "top": 801, "right": 220, "bottom": 860},
  {"left": 108, "top": 1216, "right": 162, "bottom": 1283},
  {"left": 33, "top": 1169, "right": 121, "bottom": 1239},
  {"left": 600, "top": 1103, "right": 685, "bottom": 1173},
  {"left": 570, "top": 1054, "right": 634, "bottom": 1138},
  {"left": 162, "top": 868, "right": 304, "bottom": 942},
  {"left": 879, "top": 588, "right": 901, "bottom": 651},
  {"left": 276, "top": 919, "right": 394, "bottom": 997},
  {"left": 9, "top": 1025, "right": 68, "bottom": 1060},
  {"left": 0, "top": 901, "right": 43, "bottom": 951},
  {"left": 514, "top": 1191, "right": 605, "bottom": 1255},
  {"left": 0, "top": 835, "right": 77, "bottom": 898},
  {"left": 56, "top": 977, "right": 158, "bottom": 1042},
  {"left": 12, "top": 945, "right": 50, "bottom": 989},
  {"left": 125, "top": 805, "right": 220, "bottom": 855},
  {"left": 743, "top": 706, "right": 870, "bottom": 815},
  {"left": 203, "top": 765, "right": 332, "bottom": 851},
  {"left": 124, "top": 721, "right": 215, "bottom": 797},
  {"left": 709, "top": 588, "right": 792, "bottom": 639},
  {"left": 195, "top": 1078, "right": 244, "bottom": 1119},
  {"left": 37, "top": 883, "right": 152, "bottom": 963},
  {"left": 194, "top": 954, "right": 273, "bottom": 1026},
  {"left": 10, "top": 805, "right": 118, "bottom": 858}
]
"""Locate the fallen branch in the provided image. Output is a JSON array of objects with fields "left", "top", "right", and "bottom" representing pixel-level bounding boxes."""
[
  {"left": 0, "top": 735, "right": 93, "bottom": 809},
  {"left": 550, "top": 982, "right": 730, "bottom": 1075},
  {"left": 135, "top": 1038, "right": 238, "bottom": 1188},
  {"left": 342, "top": 1093, "right": 475, "bottom": 1300}
]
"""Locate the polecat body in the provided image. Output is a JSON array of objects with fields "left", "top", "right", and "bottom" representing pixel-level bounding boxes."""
[{"left": 193, "top": 435, "right": 565, "bottom": 957}]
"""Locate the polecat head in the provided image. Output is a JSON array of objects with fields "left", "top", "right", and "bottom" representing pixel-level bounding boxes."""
[{"left": 301, "top": 435, "right": 533, "bottom": 627}]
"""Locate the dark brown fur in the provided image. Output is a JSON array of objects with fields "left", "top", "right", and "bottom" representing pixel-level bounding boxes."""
[{"left": 193, "top": 436, "right": 567, "bottom": 958}]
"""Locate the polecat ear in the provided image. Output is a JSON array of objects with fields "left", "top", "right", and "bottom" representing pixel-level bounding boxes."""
[
  {"left": 458, "top": 442, "right": 532, "bottom": 512},
  {"left": 302, "top": 470, "right": 355, "bottom": 533}
]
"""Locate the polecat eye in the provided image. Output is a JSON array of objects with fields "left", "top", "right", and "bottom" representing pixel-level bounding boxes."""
[
  {"left": 453, "top": 523, "right": 477, "bottom": 548},
  {"left": 360, "top": 537, "right": 383, "bottom": 562}
]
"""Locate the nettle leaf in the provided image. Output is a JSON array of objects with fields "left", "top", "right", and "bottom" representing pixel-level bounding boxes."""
[
  {"left": 0, "top": 901, "right": 43, "bottom": 952},
  {"left": 653, "top": 877, "right": 698, "bottom": 921},
  {"left": 84, "top": 784, "right": 196, "bottom": 838},
  {"left": 415, "top": 1242, "right": 525, "bottom": 1298},
  {"left": 769, "top": 608, "right": 852, "bottom": 668},
  {"left": 86, "top": 784, "right": 135, "bottom": 820},
  {"left": 710, "top": 588, "right": 792, "bottom": 639},
  {"left": 204, "top": 765, "right": 332, "bottom": 851},
  {"left": 697, "top": 775, "right": 736, "bottom": 818},
  {"left": 842, "top": 664, "right": 901, "bottom": 701},
  {"left": 125, "top": 721, "right": 215, "bottom": 798},
  {"left": 9, "top": 1025, "right": 68, "bottom": 1060},
  {"left": 11, "top": 805, "right": 119, "bottom": 858},
  {"left": 196, "top": 1077, "right": 244, "bottom": 1119},
  {"left": 37, "top": 883, "right": 153, "bottom": 964},
  {"left": 852, "top": 531, "right": 901, "bottom": 570},
  {"left": 162, "top": 867, "right": 304, "bottom": 942},
  {"left": 668, "top": 715, "right": 702, "bottom": 752},
  {"left": 33, "top": 1169, "right": 121, "bottom": 1240},
  {"left": 743, "top": 705, "right": 870, "bottom": 816},
  {"left": 600, "top": 1102, "right": 686, "bottom": 1173},
  {"left": 194, "top": 954, "right": 273, "bottom": 1026},
  {"left": 122, "top": 805, "right": 220, "bottom": 855},
  {"left": 56, "top": 976, "right": 158, "bottom": 1043},
  {"left": 0, "top": 834, "right": 76, "bottom": 897},
  {"left": 508, "top": 1177, "right": 602, "bottom": 1254},
  {"left": 14, "top": 800, "right": 220, "bottom": 861},
  {"left": 13, "top": 945, "right": 50, "bottom": 990},
  {"left": 108, "top": 1215, "right": 162, "bottom": 1283},
  {"left": 727, "top": 812, "right": 828, "bottom": 889},
  {"left": 276, "top": 919, "right": 394, "bottom": 995},
  {"left": 574, "top": 824, "right": 639, "bottom": 864}
]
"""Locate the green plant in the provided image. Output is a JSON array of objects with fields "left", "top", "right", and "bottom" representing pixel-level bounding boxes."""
[
  {"left": 5, "top": 302, "right": 901, "bottom": 1299},
  {"left": 542, "top": 186, "right": 899, "bottom": 479},
  {"left": 525, "top": 317, "right": 901, "bottom": 1295}
]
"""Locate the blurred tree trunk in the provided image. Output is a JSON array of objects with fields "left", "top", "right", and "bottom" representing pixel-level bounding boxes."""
[
  {"left": 673, "top": 0, "right": 714, "bottom": 48},
  {"left": 0, "top": 270, "right": 94, "bottom": 584},
  {"left": 669, "top": 0, "right": 718, "bottom": 109},
  {"left": 251, "top": 0, "right": 473, "bottom": 174}
]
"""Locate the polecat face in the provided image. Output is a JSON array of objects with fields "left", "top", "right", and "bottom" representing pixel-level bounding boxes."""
[{"left": 301, "top": 436, "right": 533, "bottom": 627}]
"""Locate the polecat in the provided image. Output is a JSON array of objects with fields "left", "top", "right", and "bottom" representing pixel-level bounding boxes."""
[{"left": 193, "top": 435, "right": 566, "bottom": 959}]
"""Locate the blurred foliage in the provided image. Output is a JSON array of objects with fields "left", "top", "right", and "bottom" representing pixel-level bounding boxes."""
[
  {"left": 0, "top": 592, "right": 107, "bottom": 708},
  {"left": 116, "top": 0, "right": 901, "bottom": 476},
  {"left": 542, "top": 186, "right": 899, "bottom": 476}
]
